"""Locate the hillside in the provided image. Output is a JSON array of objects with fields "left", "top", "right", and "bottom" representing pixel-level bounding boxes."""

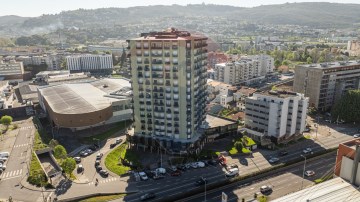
[{"left": 0, "top": 2, "right": 359, "bottom": 37}]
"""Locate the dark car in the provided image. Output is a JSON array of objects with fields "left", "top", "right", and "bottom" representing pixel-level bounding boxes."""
[
  {"left": 145, "top": 171, "right": 155, "bottom": 178},
  {"left": 95, "top": 160, "right": 100, "bottom": 167},
  {"left": 99, "top": 170, "right": 109, "bottom": 177},
  {"left": 278, "top": 150, "right": 288, "bottom": 156},
  {"left": 77, "top": 164, "right": 84, "bottom": 173},
  {"left": 207, "top": 160, "right": 217, "bottom": 166},
  {"left": 89, "top": 145, "right": 98, "bottom": 151},
  {"left": 140, "top": 192, "right": 156, "bottom": 201},
  {"left": 171, "top": 170, "right": 181, "bottom": 177},
  {"left": 153, "top": 175, "right": 165, "bottom": 180},
  {"left": 195, "top": 177, "right": 208, "bottom": 186},
  {"left": 96, "top": 153, "right": 103, "bottom": 160},
  {"left": 110, "top": 143, "right": 117, "bottom": 149},
  {"left": 96, "top": 166, "right": 103, "bottom": 172},
  {"left": 177, "top": 165, "right": 186, "bottom": 171}
]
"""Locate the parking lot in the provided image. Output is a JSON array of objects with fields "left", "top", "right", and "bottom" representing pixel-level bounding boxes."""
[{"left": 72, "top": 137, "right": 124, "bottom": 183}]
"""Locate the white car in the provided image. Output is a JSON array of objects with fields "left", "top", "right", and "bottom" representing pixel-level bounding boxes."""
[
  {"left": 303, "top": 148, "right": 312, "bottom": 154},
  {"left": 138, "top": 172, "right": 148, "bottom": 181},
  {"left": 269, "top": 157, "right": 280, "bottom": 163},
  {"left": 353, "top": 134, "right": 360, "bottom": 138},
  {"left": 155, "top": 168, "right": 166, "bottom": 174},
  {"left": 191, "top": 162, "right": 198, "bottom": 168},
  {"left": 0, "top": 163, "right": 5, "bottom": 171},
  {"left": 196, "top": 161, "right": 205, "bottom": 168},
  {"left": 305, "top": 170, "right": 315, "bottom": 177}
]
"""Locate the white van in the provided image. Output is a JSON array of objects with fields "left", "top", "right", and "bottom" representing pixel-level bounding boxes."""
[
  {"left": 225, "top": 168, "right": 239, "bottom": 177},
  {"left": 0, "top": 152, "right": 9, "bottom": 158}
]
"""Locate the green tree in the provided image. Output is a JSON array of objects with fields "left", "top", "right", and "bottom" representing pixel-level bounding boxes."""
[
  {"left": 54, "top": 145, "right": 67, "bottom": 159},
  {"left": 282, "top": 60, "right": 290, "bottom": 66},
  {"left": 234, "top": 141, "right": 243, "bottom": 151},
  {"left": 1, "top": 115, "right": 13, "bottom": 129},
  {"left": 61, "top": 157, "right": 76, "bottom": 175},
  {"left": 331, "top": 90, "right": 360, "bottom": 123},
  {"left": 306, "top": 57, "right": 312, "bottom": 64},
  {"left": 318, "top": 56, "right": 325, "bottom": 63},
  {"left": 274, "top": 59, "right": 281, "bottom": 68},
  {"left": 49, "top": 139, "right": 59, "bottom": 149}
]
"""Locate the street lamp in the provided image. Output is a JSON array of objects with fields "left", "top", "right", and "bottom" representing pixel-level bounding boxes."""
[
  {"left": 203, "top": 177, "right": 207, "bottom": 202},
  {"left": 301, "top": 155, "right": 307, "bottom": 189}
]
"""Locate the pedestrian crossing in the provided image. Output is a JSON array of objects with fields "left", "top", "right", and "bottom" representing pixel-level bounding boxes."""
[
  {"left": 88, "top": 177, "right": 119, "bottom": 185},
  {"left": 0, "top": 169, "right": 22, "bottom": 179},
  {"left": 14, "top": 143, "right": 28, "bottom": 148}
]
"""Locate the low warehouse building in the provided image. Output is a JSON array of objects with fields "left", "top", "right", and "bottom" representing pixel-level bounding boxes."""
[{"left": 38, "top": 78, "right": 132, "bottom": 131}]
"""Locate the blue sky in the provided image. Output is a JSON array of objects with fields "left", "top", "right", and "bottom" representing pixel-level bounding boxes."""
[{"left": 2, "top": 0, "right": 359, "bottom": 17}]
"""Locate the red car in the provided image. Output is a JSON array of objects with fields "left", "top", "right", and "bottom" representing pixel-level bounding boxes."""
[{"left": 171, "top": 170, "right": 181, "bottom": 176}]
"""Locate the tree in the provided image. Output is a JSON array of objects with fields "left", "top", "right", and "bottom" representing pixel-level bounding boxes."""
[
  {"left": 54, "top": 145, "right": 67, "bottom": 159},
  {"left": 318, "top": 56, "right": 325, "bottom": 63},
  {"left": 1, "top": 115, "right": 13, "bottom": 129},
  {"left": 282, "top": 60, "right": 290, "bottom": 66},
  {"left": 274, "top": 59, "right": 281, "bottom": 68},
  {"left": 61, "top": 157, "right": 76, "bottom": 175},
  {"left": 331, "top": 90, "right": 360, "bottom": 123},
  {"left": 49, "top": 139, "right": 59, "bottom": 149},
  {"left": 306, "top": 57, "right": 312, "bottom": 64}
]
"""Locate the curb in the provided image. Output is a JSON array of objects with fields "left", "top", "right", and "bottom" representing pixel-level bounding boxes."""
[{"left": 57, "top": 191, "right": 138, "bottom": 202}]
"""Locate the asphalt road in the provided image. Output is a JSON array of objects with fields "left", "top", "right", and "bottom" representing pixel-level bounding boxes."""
[
  {"left": 120, "top": 125, "right": 356, "bottom": 202},
  {"left": 0, "top": 122, "right": 42, "bottom": 202},
  {"left": 179, "top": 154, "right": 336, "bottom": 202}
]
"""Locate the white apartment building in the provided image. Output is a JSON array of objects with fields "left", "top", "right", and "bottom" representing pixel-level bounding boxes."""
[
  {"left": 244, "top": 90, "right": 308, "bottom": 145},
  {"left": 129, "top": 28, "right": 208, "bottom": 153},
  {"left": 19, "top": 55, "right": 61, "bottom": 70},
  {"left": 66, "top": 54, "right": 113, "bottom": 75},
  {"left": 214, "top": 54, "right": 274, "bottom": 85}
]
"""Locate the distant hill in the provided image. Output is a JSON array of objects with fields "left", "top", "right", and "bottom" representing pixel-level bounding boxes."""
[{"left": 0, "top": 2, "right": 359, "bottom": 37}]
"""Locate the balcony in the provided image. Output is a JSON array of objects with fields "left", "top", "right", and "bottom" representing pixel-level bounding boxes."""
[
  {"left": 164, "top": 53, "right": 170, "bottom": 57},
  {"left": 173, "top": 67, "right": 178, "bottom": 72},
  {"left": 138, "top": 73, "right": 143, "bottom": 78},
  {"left": 151, "top": 45, "right": 163, "bottom": 49},
  {"left": 172, "top": 45, "right": 178, "bottom": 49},
  {"left": 137, "top": 66, "right": 143, "bottom": 71},
  {"left": 152, "top": 60, "right": 163, "bottom": 64}
]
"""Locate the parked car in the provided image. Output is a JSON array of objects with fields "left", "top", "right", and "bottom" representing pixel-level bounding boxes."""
[
  {"left": 85, "top": 149, "right": 93, "bottom": 154},
  {"left": 99, "top": 170, "right": 109, "bottom": 177},
  {"left": 305, "top": 170, "right": 316, "bottom": 177},
  {"left": 96, "top": 166, "right": 103, "bottom": 172},
  {"left": 304, "top": 128, "right": 311, "bottom": 132},
  {"left": 140, "top": 192, "right": 156, "bottom": 201},
  {"left": 169, "top": 166, "right": 177, "bottom": 172},
  {"left": 115, "top": 138, "right": 122, "bottom": 144},
  {"left": 139, "top": 172, "right": 148, "bottom": 180},
  {"left": 191, "top": 162, "right": 198, "bottom": 169},
  {"left": 110, "top": 143, "right": 117, "bottom": 149},
  {"left": 185, "top": 163, "right": 191, "bottom": 169},
  {"left": 353, "top": 134, "right": 360, "bottom": 138},
  {"left": 171, "top": 170, "right": 181, "bottom": 176},
  {"left": 89, "top": 145, "right": 98, "bottom": 151},
  {"left": 195, "top": 177, "right": 208, "bottom": 186},
  {"left": 95, "top": 160, "right": 100, "bottom": 167},
  {"left": 77, "top": 164, "right": 84, "bottom": 173},
  {"left": 260, "top": 185, "right": 272, "bottom": 194},
  {"left": 269, "top": 157, "right": 280, "bottom": 164},
  {"left": 278, "top": 150, "right": 288, "bottom": 156},
  {"left": 74, "top": 157, "right": 81, "bottom": 163},
  {"left": 177, "top": 165, "right": 186, "bottom": 171},
  {"left": 207, "top": 159, "right": 217, "bottom": 166},
  {"left": 153, "top": 174, "right": 165, "bottom": 180},
  {"left": 0, "top": 164, "right": 6, "bottom": 171},
  {"left": 225, "top": 168, "right": 239, "bottom": 177},
  {"left": 96, "top": 153, "right": 103, "bottom": 160},
  {"left": 80, "top": 151, "right": 89, "bottom": 157},
  {"left": 196, "top": 161, "right": 205, "bottom": 168},
  {"left": 303, "top": 148, "right": 312, "bottom": 154},
  {"left": 155, "top": 168, "right": 166, "bottom": 174}
]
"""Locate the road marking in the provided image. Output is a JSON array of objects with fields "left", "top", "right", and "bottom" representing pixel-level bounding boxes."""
[
  {"left": 0, "top": 169, "right": 23, "bottom": 180},
  {"left": 0, "top": 174, "right": 22, "bottom": 181},
  {"left": 20, "top": 126, "right": 33, "bottom": 130},
  {"left": 14, "top": 143, "right": 28, "bottom": 148}
]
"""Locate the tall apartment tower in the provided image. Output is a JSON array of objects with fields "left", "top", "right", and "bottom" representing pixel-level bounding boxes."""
[{"left": 128, "top": 28, "right": 208, "bottom": 153}]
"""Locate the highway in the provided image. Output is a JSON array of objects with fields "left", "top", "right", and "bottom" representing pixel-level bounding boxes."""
[{"left": 178, "top": 153, "right": 336, "bottom": 202}]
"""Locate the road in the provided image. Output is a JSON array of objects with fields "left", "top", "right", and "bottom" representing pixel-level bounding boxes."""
[
  {"left": 119, "top": 124, "right": 356, "bottom": 202},
  {"left": 178, "top": 154, "right": 336, "bottom": 202},
  {"left": 0, "top": 121, "right": 42, "bottom": 202}
]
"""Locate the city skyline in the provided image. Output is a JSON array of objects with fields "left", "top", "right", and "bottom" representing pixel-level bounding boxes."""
[{"left": 1, "top": 0, "right": 360, "bottom": 17}]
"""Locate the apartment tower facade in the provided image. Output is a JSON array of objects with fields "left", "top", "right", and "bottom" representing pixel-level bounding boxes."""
[
  {"left": 293, "top": 61, "right": 360, "bottom": 111},
  {"left": 128, "top": 28, "right": 208, "bottom": 153}
]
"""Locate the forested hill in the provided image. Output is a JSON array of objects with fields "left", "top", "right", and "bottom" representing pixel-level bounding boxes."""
[{"left": 1, "top": 2, "right": 360, "bottom": 37}]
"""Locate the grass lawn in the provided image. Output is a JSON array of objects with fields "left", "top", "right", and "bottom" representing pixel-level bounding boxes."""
[
  {"left": 27, "top": 152, "right": 48, "bottom": 187},
  {"left": 304, "top": 134, "right": 312, "bottom": 139},
  {"left": 111, "top": 74, "right": 123, "bottom": 78},
  {"left": 78, "top": 194, "right": 126, "bottom": 202},
  {"left": 242, "top": 147, "right": 251, "bottom": 154},
  {"left": 242, "top": 136, "right": 256, "bottom": 147},
  {"left": 105, "top": 142, "right": 141, "bottom": 175},
  {"left": 228, "top": 147, "right": 239, "bottom": 155},
  {"left": 81, "top": 121, "right": 129, "bottom": 144}
]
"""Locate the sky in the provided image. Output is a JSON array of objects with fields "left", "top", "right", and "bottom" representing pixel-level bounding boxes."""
[{"left": 1, "top": 0, "right": 360, "bottom": 17}]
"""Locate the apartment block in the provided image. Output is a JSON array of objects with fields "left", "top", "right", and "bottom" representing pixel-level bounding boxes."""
[
  {"left": 214, "top": 54, "right": 274, "bottom": 85},
  {"left": 128, "top": 28, "right": 208, "bottom": 153},
  {"left": 19, "top": 55, "right": 61, "bottom": 70},
  {"left": 66, "top": 54, "right": 113, "bottom": 75},
  {"left": 293, "top": 61, "right": 360, "bottom": 111},
  {"left": 244, "top": 90, "right": 308, "bottom": 145}
]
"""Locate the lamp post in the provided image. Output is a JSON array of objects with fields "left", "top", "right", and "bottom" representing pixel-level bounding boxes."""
[
  {"left": 204, "top": 177, "right": 207, "bottom": 202},
  {"left": 301, "top": 155, "right": 307, "bottom": 189}
]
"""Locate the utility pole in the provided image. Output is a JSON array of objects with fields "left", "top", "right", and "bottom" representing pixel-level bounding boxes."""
[
  {"left": 301, "top": 155, "right": 307, "bottom": 189},
  {"left": 204, "top": 177, "right": 207, "bottom": 202}
]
